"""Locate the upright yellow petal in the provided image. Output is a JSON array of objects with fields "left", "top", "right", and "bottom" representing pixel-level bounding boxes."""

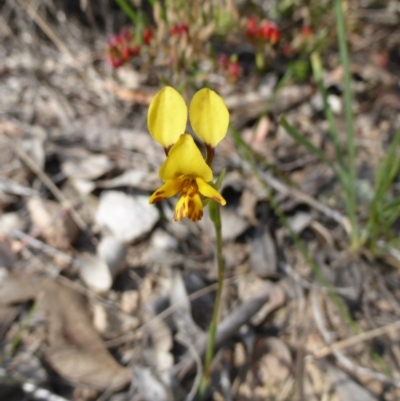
[
  {"left": 189, "top": 88, "right": 229, "bottom": 147},
  {"left": 148, "top": 86, "right": 188, "bottom": 149},
  {"left": 159, "top": 134, "right": 213, "bottom": 182}
]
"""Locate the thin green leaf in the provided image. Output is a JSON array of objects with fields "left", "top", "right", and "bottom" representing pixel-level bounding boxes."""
[
  {"left": 214, "top": 168, "right": 226, "bottom": 191},
  {"left": 281, "top": 117, "right": 333, "bottom": 168},
  {"left": 375, "top": 130, "right": 400, "bottom": 200},
  {"left": 311, "top": 52, "right": 345, "bottom": 170},
  {"left": 334, "top": 0, "right": 359, "bottom": 247},
  {"left": 231, "top": 123, "right": 356, "bottom": 330},
  {"left": 114, "top": 0, "right": 138, "bottom": 24}
]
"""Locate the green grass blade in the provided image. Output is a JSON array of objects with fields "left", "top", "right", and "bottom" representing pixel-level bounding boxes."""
[
  {"left": 265, "top": 66, "right": 294, "bottom": 113},
  {"left": 334, "top": 0, "right": 358, "bottom": 247},
  {"left": 375, "top": 130, "right": 400, "bottom": 200},
  {"left": 231, "top": 123, "right": 356, "bottom": 330},
  {"left": 281, "top": 117, "right": 335, "bottom": 169},
  {"left": 114, "top": 0, "right": 139, "bottom": 24},
  {"left": 366, "top": 129, "right": 400, "bottom": 239},
  {"left": 383, "top": 201, "right": 400, "bottom": 228},
  {"left": 311, "top": 52, "right": 345, "bottom": 170}
]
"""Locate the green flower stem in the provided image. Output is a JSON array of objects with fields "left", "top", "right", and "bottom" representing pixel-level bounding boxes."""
[
  {"left": 199, "top": 201, "right": 224, "bottom": 397},
  {"left": 255, "top": 50, "right": 264, "bottom": 70}
]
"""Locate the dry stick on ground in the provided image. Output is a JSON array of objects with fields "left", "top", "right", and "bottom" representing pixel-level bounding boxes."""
[
  {"left": 313, "top": 318, "right": 400, "bottom": 359},
  {"left": 7, "top": 231, "right": 137, "bottom": 332},
  {"left": 262, "top": 171, "right": 400, "bottom": 267},
  {"left": 9, "top": 229, "right": 75, "bottom": 265},
  {"left": 311, "top": 289, "right": 400, "bottom": 388},
  {"left": 105, "top": 277, "right": 238, "bottom": 348},
  {"left": 16, "top": 0, "right": 110, "bottom": 104},
  {"left": 22, "top": 382, "right": 70, "bottom": 401},
  {"left": 4, "top": 134, "right": 96, "bottom": 245},
  {"left": 8, "top": 228, "right": 257, "bottom": 361},
  {"left": 261, "top": 171, "right": 352, "bottom": 234},
  {"left": 176, "top": 285, "right": 285, "bottom": 380},
  {"left": 176, "top": 333, "right": 203, "bottom": 401}
]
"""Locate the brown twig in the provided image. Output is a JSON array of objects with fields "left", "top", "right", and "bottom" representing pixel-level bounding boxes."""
[
  {"left": 311, "top": 290, "right": 400, "bottom": 388},
  {"left": 15, "top": 0, "right": 110, "bottom": 104},
  {"left": 313, "top": 318, "right": 400, "bottom": 359},
  {"left": 176, "top": 284, "right": 285, "bottom": 379},
  {"left": 261, "top": 171, "right": 352, "bottom": 234},
  {"left": 105, "top": 276, "right": 237, "bottom": 348},
  {"left": 176, "top": 333, "right": 203, "bottom": 401},
  {"left": 16, "top": 0, "right": 72, "bottom": 56},
  {"left": 9, "top": 229, "right": 75, "bottom": 265},
  {"left": 5, "top": 134, "right": 95, "bottom": 244}
]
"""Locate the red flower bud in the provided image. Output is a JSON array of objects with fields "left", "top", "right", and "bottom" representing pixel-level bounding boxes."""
[
  {"left": 128, "top": 44, "right": 140, "bottom": 56},
  {"left": 107, "top": 54, "right": 124, "bottom": 68},
  {"left": 170, "top": 23, "right": 189, "bottom": 38},
  {"left": 228, "top": 61, "right": 240, "bottom": 78},
  {"left": 121, "top": 45, "right": 131, "bottom": 60},
  {"left": 246, "top": 17, "right": 259, "bottom": 38},
  {"left": 259, "top": 21, "right": 280, "bottom": 44},
  {"left": 142, "top": 28, "right": 153, "bottom": 45},
  {"left": 120, "top": 27, "right": 133, "bottom": 40},
  {"left": 300, "top": 26, "right": 313, "bottom": 37},
  {"left": 108, "top": 34, "right": 123, "bottom": 48}
]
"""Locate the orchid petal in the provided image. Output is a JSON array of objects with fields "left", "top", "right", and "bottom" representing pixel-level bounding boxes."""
[
  {"left": 196, "top": 178, "right": 226, "bottom": 205},
  {"left": 148, "top": 86, "right": 187, "bottom": 149},
  {"left": 149, "top": 177, "right": 185, "bottom": 204},
  {"left": 159, "top": 134, "right": 213, "bottom": 182},
  {"left": 189, "top": 88, "right": 229, "bottom": 147}
]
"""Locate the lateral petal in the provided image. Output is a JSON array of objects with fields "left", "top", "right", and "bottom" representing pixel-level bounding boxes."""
[{"left": 148, "top": 177, "right": 185, "bottom": 204}]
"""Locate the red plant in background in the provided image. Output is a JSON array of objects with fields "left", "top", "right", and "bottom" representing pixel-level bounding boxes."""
[
  {"left": 218, "top": 53, "right": 241, "bottom": 82},
  {"left": 143, "top": 28, "right": 153, "bottom": 45},
  {"left": 217, "top": 53, "right": 229, "bottom": 69},
  {"left": 259, "top": 21, "right": 280, "bottom": 44},
  {"left": 228, "top": 60, "right": 240, "bottom": 80},
  {"left": 300, "top": 26, "right": 313, "bottom": 37},
  {"left": 282, "top": 43, "right": 293, "bottom": 57},
  {"left": 170, "top": 23, "right": 189, "bottom": 38},
  {"left": 106, "top": 27, "right": 153, "bottom": 69},
  {"left": 246, "top": 17, "right": 259, "bottom": 38},
  {"left": 107, "top": 54, "right": 124, "bottom": 69},
  {"left": 245, "top": 17, "right": 281, "bottom": 45}
]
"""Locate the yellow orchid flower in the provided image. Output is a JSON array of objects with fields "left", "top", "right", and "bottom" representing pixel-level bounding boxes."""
[
  {"left": 149, "top": 134, "right": 226, "bottom": 221},
  {"left": 148, "top": 86, "right": 229, "bottom": 222}
]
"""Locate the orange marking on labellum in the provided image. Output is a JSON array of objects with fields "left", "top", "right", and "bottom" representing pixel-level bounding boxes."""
[
  {"left": 188, "top": 199, "right": 194, "bottom": 211},
  {"left": 155, "top": 190, "right": 165, "bottom": 196}
]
